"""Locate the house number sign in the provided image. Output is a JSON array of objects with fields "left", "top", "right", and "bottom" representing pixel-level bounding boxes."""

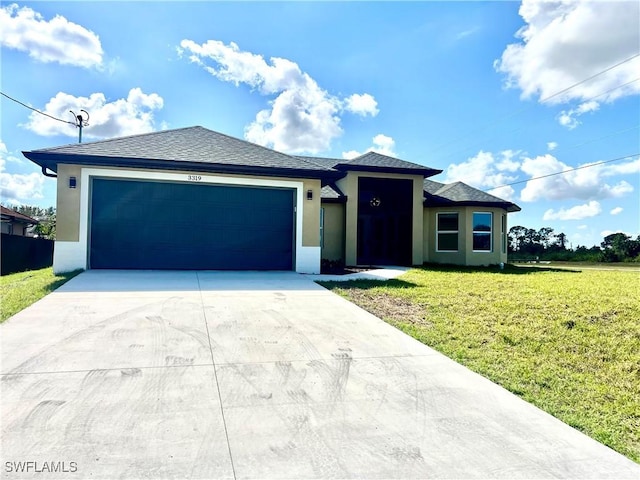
[{"left": 187, "top": 175, "right": 202, "bottom": 181}]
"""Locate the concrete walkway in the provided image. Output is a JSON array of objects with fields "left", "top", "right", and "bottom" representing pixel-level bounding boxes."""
[{"left": 1, "top": 270, "right": 638, "bottom": 479}]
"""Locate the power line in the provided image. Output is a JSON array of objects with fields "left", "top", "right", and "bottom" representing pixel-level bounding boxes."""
[
  {"left": 537, "top": 53, "right": 640, "bottom": 104},
  {"left": 1, "top": 91, "right": 76, "bottom": 126},
  {"left": 431, "top": 52, "right": 640, "bottom": 157},
  {"left": 566, "top": 124, "right": 639, "bottom": 150},
  {"left": 438, "top": 76, "right": 640, "bottom": 163},
  {"left": 485, "top": 153, "right": 639, "bottom": 192}
]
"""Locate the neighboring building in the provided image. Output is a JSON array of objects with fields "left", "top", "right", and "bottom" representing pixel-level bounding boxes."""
[
  {"left": 22, "top": 126, "right": 520, "bottom": 274},
  {"left": 1, "top": 206, "right": 39, "bottom": 237}
]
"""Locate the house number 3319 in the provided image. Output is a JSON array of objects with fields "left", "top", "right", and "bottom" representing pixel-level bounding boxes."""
[{"left": 187, "top": 175, "right": 202, "bottom": 181}]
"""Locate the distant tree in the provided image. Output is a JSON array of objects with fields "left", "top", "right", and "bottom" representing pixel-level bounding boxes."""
[
  {"left": 508, "top": 226, "right": 527, "bottom": 252},
  {"left": 553, "top": 232, "right": 568, "bottom": 251},
  {"left": 538, "top": 227, "right": 554, "bottom": 249},
  {"left": 600, "top": 233, "right": 640, "bottom": 262}
]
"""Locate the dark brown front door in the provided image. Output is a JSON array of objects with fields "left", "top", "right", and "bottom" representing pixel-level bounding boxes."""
[{"left": 357, "top": 177, "right": 413, "bottom": 265}]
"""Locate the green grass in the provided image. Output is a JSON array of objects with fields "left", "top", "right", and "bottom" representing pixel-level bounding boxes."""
[
  {"left": 0, "top": 267, "right": 82, "bottom": 322},
  {"left": 320, "top": 264, "right": 640, "bottom": 463}
]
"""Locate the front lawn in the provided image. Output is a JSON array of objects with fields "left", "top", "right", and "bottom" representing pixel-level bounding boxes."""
[
  {"left": 320, "top": 265, "right": 640, "bottom": 463},
  {"left": 0, "top": 267, "right": 82, "bottom": 322}
]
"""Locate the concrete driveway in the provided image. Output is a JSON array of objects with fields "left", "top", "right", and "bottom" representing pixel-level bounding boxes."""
[{"left": 1, "top": 271, "right": 638, "bottom": 479}]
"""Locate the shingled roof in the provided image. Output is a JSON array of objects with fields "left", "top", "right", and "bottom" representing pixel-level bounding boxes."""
[
  {"left": 24, "top": 126, "right": 446, "bottom": 182},
  {"left": 296, "top": 152, "right": 442, "bottom": 177},
  {"left": 335, "top": 151, "right": 441, "bottom": 176},
  {"left": 1, "top": 206, "right": 39, "bottom": 224},
  {"left": 424, "top": 180, "right": 520, "bottom": 212},
  {"left": 23, "top": 126, "right": 338, "bottom": 180}
]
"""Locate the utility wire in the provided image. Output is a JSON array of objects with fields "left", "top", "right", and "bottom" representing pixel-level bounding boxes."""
[
  {"left": 431, "top": 52, "right": 640, "bottom": 156},
  {"left": 485, "top": 153, "right": 639, "bottom": 192},
  {"left": 439, "top": 76, "right": 640, "bottom": 162},
  {"left": 566, "top": 124, "right": 639, "bottom": 150},
  {"left": 537, "top": 54, "right": 639, "bottom": 104},
  {"left": 1, "top": 91, "right": 76, "bottom": 126}
]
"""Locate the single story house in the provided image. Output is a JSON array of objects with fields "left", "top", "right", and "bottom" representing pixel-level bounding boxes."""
[
  {"left": 22, "top": 126, "right": 520, "bottom": 274},
  {"left": 1, "top": 205, "right": 39, "bottom": 237}
]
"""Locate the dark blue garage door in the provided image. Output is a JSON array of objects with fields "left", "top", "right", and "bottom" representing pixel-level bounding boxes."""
[{"left": 90, "top": 178, "right": 295, "bottom": 270}]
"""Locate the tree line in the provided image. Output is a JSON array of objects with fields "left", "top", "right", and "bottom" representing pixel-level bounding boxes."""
[{"left": 508, "top": 226, "right": 640, "bottom": 263}]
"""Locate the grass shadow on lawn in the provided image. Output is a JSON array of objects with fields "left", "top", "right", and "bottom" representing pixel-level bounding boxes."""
[
  {"left": 319, "top": 263, "right": 579, "bottom": 292},
  {"left": 0, "top": 268, "right": 83, "bottom": 322},
  {"left": 420, "top": 263, "right": 581, "bottom": 275}
]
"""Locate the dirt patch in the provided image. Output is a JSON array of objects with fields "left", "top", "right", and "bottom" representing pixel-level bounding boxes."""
[{"left": 344, "top": 290, "right": 431, "bottom": 327}]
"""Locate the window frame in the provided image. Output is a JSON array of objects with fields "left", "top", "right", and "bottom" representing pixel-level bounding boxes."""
[
  {"left": 320, "top": 207, "right": 325, "bottom": 249},
  {"left": 436, "top": 212, "right": 459, "bottom": 252},
  {"left": 501, "top": 214, "right": 507, "bottom": 254},
  {"left": 472, "top": 211, "right": 493, "bottom": 252}
]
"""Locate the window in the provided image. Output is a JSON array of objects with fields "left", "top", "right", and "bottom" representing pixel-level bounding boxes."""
[
  {"left": 501, "top": 214, "right": 507, "bottom": 254},
  {"left": 437, "top": 213, "right": 458, "bottom": 251},
  {"left": 473, "top": 212, "right": 492, "bottom": 251},
  {"left": 320, "top": 207, "right": 325, "bottom": 249}
]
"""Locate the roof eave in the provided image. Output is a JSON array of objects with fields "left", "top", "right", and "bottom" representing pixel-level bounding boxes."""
[
  {"left": 335, "top": 164, "right": 442, "bottom": 177},
  {"left": 22, "top": 151, "right": 342, "bottom": 181},
  {"left": 423, "top": 197, "right": 521, "bottom": 212},
  {"left": 320, "top": 196, "right": 348, "bottom": 204}
]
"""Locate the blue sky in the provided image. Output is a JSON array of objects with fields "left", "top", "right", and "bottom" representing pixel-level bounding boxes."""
[{"left": 1, "top": 1, "right": 638, "bottom": 248}]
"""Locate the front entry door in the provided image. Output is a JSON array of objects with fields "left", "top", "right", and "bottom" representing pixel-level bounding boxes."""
[{"left": 357, "top": 177, "right": 413, "bottom": 265}]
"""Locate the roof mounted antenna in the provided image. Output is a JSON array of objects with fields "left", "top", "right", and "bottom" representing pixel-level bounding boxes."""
[{"left": 70, "top": 109, "right": 89, "bottom": 143}]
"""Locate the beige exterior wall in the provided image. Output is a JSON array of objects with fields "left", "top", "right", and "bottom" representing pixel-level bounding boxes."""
[
  {"left": 300, "top": 179, "right": 321, "bottom": 247},
  {"left": 425, "top": 206, "right": 510, "bottom": 266},
  {"left": 336, "top": 171, "right": 424, "bottom": 266},
  {"left": 320, "top": 203, "right": 345, "bottom": 261},
  {"left": 56, "top": 164, "right": 82, "bottom": 241}
]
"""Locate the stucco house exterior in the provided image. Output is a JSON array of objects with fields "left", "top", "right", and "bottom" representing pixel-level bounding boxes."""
[
  {"left": 22, "top": 126, "right": 520, "bottom": 274},
  {"left": 1, "top": 206, "right": 39, "bottom": 237}
]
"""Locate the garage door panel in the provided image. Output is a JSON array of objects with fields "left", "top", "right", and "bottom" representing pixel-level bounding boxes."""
[{"left": 90, "top": 179, "right": 294, "bottom": 270}]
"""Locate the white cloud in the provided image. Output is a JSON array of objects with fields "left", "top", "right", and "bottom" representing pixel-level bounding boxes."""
[
  {"left": 455, "top": 27, "right": 480, "bottom": 41},
  {"left": 601, "top": 157, "right": 640, "bottom": 176},
  {"left": 520, "top": 154, "right": 635, "bottom": 202},
  {"left": 577, "top": 224, "right": 588, "bottom": 230},
  {"left": 0, "top": 141, "right": 44, "bottom": 204},
  {"left": 547, "top": 141, "right": 558, "bottom": 151},
  {"left": 610, "top": 207, "right": 623, "bottom": 215},
  {"left": 24, "top": 88, "right": 164, "bottom": 139},
  {"left": 444, "top": 150, "right": 519, "bottom": 201},
  {"left": 543, "top": 201, "right": 602, "bottom": 221},
  {"left": 601, "top": 229, "right": 635, "bottom": 238},
  {"left": 179, "top": 39, "right": 378, "bottom": 154},
  {"left": 557, "top": 100, "right": 600, "bottom": 129},
  {"left": 495, "top": 0, "right": 640, "bottom": 125},
  {"left": 0, "top": 3, "right": 103, "bottom": 68},
  {"left": 342, "top": 134, "right": 397, "bottom": 160},
  {"left": 344, "top": 94, "right": 379, "bottom": 117}
]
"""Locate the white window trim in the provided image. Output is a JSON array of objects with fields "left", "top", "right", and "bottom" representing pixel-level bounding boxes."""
[
  {"left": 501, "top": 214, "right": 507, "bottom": 254},
  {"left": 472, "top": 211, "right": 493, "bottom": 253},
  {"left": 436, "top": 212, "right": 459, "bottom": 252}
]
